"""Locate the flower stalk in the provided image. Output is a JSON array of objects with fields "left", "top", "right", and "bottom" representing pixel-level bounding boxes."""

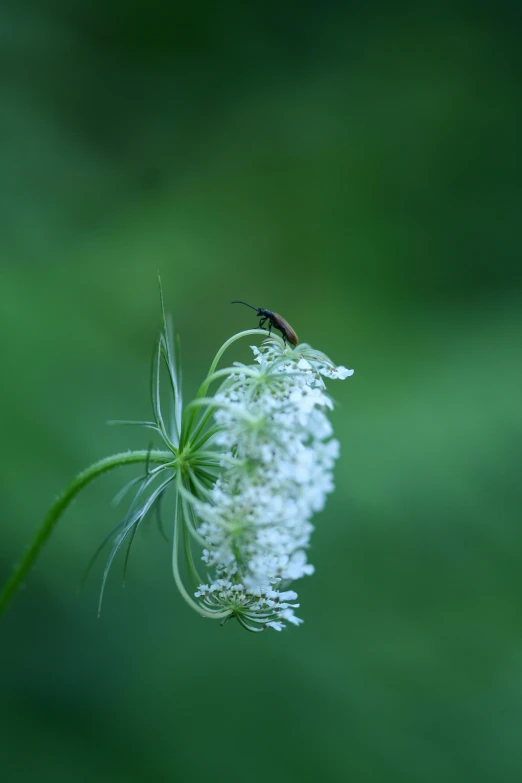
[{"left": 0, "top": 450, "right": 172, "bottom": 615}]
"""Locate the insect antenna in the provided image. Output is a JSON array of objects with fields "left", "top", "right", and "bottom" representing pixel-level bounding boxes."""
[{"left": 231, "top": 300, "right": 258, "bottom": 311}]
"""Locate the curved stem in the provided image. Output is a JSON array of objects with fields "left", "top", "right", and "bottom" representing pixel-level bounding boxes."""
[
  {"left": 0, "top": 449, "right": 172, "bottom": 616},
  {"left": 204, "top": 329, "right": 270, "bottom": 392},
  {"left": 180, "top": 329, "right": 270, "bottom": 449},
  {"left": 172, "top": 481, "right": 229, "bottom": 619},
  {"left": 190, "top": 424, "right": 222, "bottom": 453}
]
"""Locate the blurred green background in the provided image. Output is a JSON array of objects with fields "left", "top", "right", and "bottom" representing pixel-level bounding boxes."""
[{"left": 1, "top": 1, "right": 522, "bottom": 781}]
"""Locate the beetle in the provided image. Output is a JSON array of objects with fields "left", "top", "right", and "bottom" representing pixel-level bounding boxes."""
[{"left": 231, "top": 301, "right": 299, "bottom": 346}]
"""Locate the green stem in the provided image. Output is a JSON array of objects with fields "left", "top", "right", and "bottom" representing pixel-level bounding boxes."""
[
  {"left": 172, "top": 479, "right": 229, "bottom": 619},
  {"left": 0, "top": 449, "right": 173, "bottom": 616},
  {"left": 203, "top": 329, "right": 269, "bottom": 395},
  {"left": 180, "top": 328, "right": 269, "bottom": 450}
]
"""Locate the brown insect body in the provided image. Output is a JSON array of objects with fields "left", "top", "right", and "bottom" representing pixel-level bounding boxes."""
[
  {"left": 261, "top": 310, "right": 299, "bottom": 346},
  {"left": 231, "top": 301, "right": 299, "bottom": 346}
]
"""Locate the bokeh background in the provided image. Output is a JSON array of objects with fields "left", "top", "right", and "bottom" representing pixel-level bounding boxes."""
[{"left": 1, "top": 1, "right": 522, "bottom": 781}]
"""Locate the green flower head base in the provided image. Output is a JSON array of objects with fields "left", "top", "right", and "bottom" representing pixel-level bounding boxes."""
[{"left": 0, "top": 284, "right": 354, "bottom": 632}]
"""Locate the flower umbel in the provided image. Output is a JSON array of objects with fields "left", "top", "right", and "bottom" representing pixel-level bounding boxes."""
[
  {"left": 0, "top": 282, "right": 354, "bottom": 632},
  {"left": 188, "top": 342, "right": 353, "bottom": 631}
]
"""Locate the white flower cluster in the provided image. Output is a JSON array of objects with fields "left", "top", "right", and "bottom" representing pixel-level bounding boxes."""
[{"left": 194, "top": 341, "right": 353, "bottom": 631}]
